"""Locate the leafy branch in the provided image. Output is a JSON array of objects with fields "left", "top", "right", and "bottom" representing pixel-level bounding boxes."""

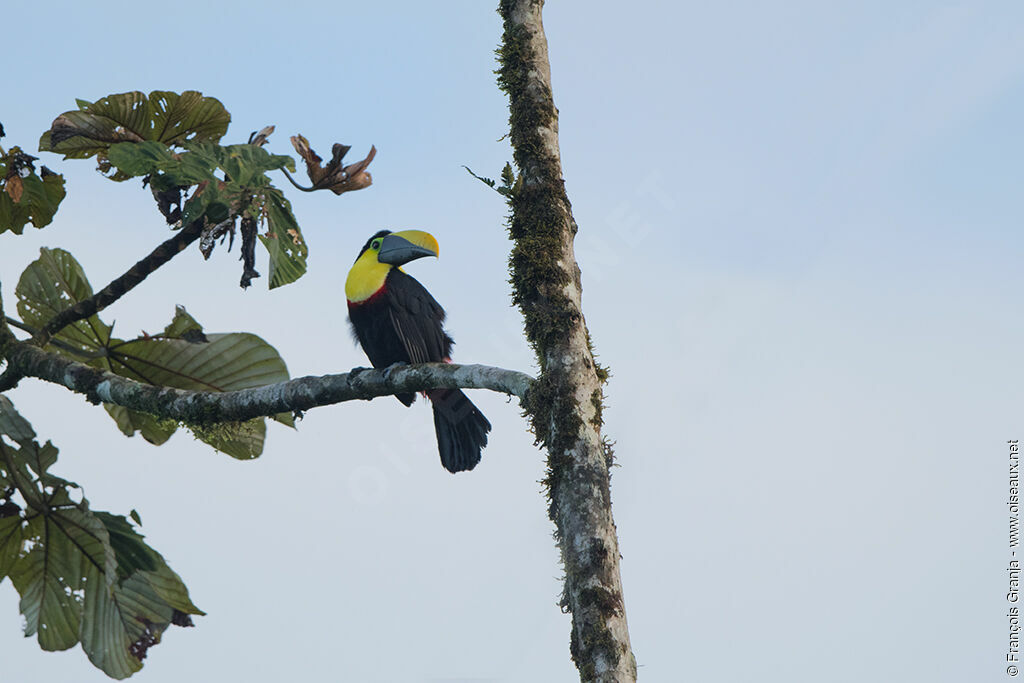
[
  {"left": 5, "top": 342, "right": 532, "bottom": 423},
  {"left": 0, "top": 87, "right": 531, "bottom": 680},
  {"left": 0, "top": 395, "right": 203, "bottom": 679}
]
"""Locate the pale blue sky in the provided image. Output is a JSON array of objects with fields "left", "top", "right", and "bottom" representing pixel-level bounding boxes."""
[{"left": 2, "top": 2, "right": 1023, "bottom": 681}]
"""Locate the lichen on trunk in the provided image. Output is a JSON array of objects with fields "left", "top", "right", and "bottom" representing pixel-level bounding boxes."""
[{"left": 496, "top": 1, "right": 636, "bottom": 680}]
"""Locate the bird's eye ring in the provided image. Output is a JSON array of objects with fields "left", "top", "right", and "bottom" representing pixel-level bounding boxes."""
[{"left": 371, "top": 239, "right": 382, "bottom": 250}]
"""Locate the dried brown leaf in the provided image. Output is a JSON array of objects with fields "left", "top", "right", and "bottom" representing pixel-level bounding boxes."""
[{"left": 290, "top": 135, "right": 375, "bottom": 195}]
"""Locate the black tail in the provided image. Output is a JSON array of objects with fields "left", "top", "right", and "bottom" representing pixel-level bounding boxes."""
[{"left": 429, "top": 389, "right": 491, "bottom": 473}]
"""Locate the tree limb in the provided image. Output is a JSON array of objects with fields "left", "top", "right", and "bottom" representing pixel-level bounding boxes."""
[
  {"left": 497, "top": 1, "right": 636, "bottom": 680},
  {"left": 33, "top": 219, "right": 205, "bottom": 346},
  {"left": 3, "top": 340, "right": 532, "bottom": 423}
]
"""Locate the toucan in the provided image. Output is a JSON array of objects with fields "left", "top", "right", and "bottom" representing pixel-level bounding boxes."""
[{"left": 345, "top": 229, "right": 491, "bottom": 473}]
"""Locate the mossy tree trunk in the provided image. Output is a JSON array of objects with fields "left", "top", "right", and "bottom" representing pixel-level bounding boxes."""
[{"left": 497, "top": 2, "right": 636, "bottom": 681}]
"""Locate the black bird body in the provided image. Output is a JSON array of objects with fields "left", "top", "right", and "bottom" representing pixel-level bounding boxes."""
[{"left": 345, "top": 230, "right": 491, "bottom": 472}]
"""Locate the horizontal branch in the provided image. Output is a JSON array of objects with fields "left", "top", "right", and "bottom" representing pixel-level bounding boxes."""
[{"left": 4, "top": 341, "right": 532, "bottom": 424}]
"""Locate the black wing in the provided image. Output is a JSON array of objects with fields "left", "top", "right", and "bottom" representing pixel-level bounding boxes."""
[{"left": 384, "top": 269, "right": 454, "bottom": 363}]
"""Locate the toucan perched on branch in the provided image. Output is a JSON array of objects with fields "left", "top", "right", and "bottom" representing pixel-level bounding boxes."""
[{"left": 345, "top": 230, "right": 491, "bottom": 472}]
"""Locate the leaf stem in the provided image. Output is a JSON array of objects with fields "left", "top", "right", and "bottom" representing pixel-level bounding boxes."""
[{"left": 279, "top": 168, "right": 316, "bottom": 193}]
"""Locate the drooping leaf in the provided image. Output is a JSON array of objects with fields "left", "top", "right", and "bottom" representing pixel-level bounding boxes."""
[
  {"left": 0, "top": 394, "right": 37, "bottom": 446},
  {"left": 188, "top": 142, "right": 294, "bottom": 186},
  {"left": 103, "top": 405, "right": 177, "bottom": 446},
  {"left": 10, "top": 528, "right": 84, "bottom": 651},
  {"left": 79, "top": 514, "right": 203, "bottom": 678},
  {"left": 0, "top": 399, "right": 200, "bottom": 676},
  {"left": 106, "top": 139, "right": 219, "bottom": 186},
  {"left": 161, "top": 304, "right": 206, "bottom": 342},
  {"left": 103, "top": 332, "right": 290, "bottom": 456},
  {"left": 95, "top": 513, "right": 203, "bottom": 613},
  {"left": 10, "top": 508, "right": 115, "bottom": 651},
  {"left": 108, "top": 329, "right": 288, "bottom": 393},
  {"left": 39, "top": 91, "right": 230, "bottom": 181},
  {"left": 0, "top": 515, "right": 23, "bottom": 582},
  {"left": 101, "top": 305, "right": 293, "bottom": 454},
  {"left": 0, "top": 147, "right": 66, "bottom": 234},
  {"left": 259, "top": 189, "right": 308, "bottom": 289},
  {"left": 15, "top": 247, "right": 111, "bottom": 355},
  {"left": 13, "top": 249, "right": 291, "bottom": 457},
  {"left": 191, "top": 419, "right": 267, "bottom": 460},
  {"left": 79, "top": 562, "right": 151, "bottom": 679}
]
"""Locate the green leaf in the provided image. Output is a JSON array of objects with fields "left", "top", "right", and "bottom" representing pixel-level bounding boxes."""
[
  {"left": 148, "top": 90, "right": 232, "bottom": 146},
  {"left": 79, "top": 513, "right": 203, "bottom": 681},
  {"left": 13, "top": 248, "right": 293, "bottom": 457},
  {"left": 94, "top": 513, "right": 160, "bottom": 578},
  {"left": 108, "top": 331, "right": 289, "bottom": 392},
  {"left": 15, "top": 247, "right": 112, "bottom": 355},
  {"left": 260, "top": 189, "right": 308, "bottom": 289},
  {"left": 0, "top": 148, "right": 67, "bottom": 234},
  {"left": 95, "top": 514, "right": 203, "bottom": 617},
  {"left": 79, "top": 562, "right": 149, "bottom": 679},
  {"left": 191, "top": 419, "right": 266, "bottom": 460},
  {"left": 188, "top": 142, "right": 294, "bottom": 185},
  {"left": 10, "top": 535, "right": 83, "bottom": 651},
  {"left": 179, "top": 179, "right": 223, "bottom": 227},
  {"left": 162, "top": 304, "right": 204, "bottom": 339},
  {"left": 104, "top": 140, "right": 175, "bottom": 177},
  {"left": 10, "top": 508, "right": 115, "bottom": 651},
  {"left": 464, "top": 163, "right": 518, "bottom": 198},
  {"left": 39, "top": 91, "right": 231, "bottom": 178},
  {"left": 0, "top": 515, "right": 23, "bottom": 582},
  {"left": 106, "top": 140, "right": 220, "bottom": 186},
  {"left": 0, "top": 395, "right": 37, "bottom": 446},
  {"left": 103, "top": 405, "right": 177, "bottom": 445},
  {"left": 101, "top": 306, "right": 292, "bottom": 455},
  {"left": 103, "top": 332, "right": 286, "bottom": 457},
  {"left": 0, "top": 399, "right": 200, "bottom": 676}
]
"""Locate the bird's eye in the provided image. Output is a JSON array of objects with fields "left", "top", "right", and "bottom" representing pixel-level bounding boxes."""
[{"left": 371, "top": 239, "right": 382, "bottom": 250}]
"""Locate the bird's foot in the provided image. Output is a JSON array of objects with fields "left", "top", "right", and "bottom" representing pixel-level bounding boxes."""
[{"left": 382, "top": 361, "right": 408, "bottom": 381}]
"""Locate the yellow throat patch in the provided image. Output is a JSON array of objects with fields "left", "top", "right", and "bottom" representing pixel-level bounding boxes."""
[{"left": 345, "top": 249, "right": 392, "bottom": 303}]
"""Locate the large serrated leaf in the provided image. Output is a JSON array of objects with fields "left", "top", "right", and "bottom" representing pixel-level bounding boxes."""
[
  {"left": 39, "top": 91, "right": 230, "bottom": 181},
  {"left": 10, "top": 509, "right": 115, "bottom": 651},
  {"left": 103, "top": 405, "right": 177, "bottom": 446},
  {"left": 0, "top": 162, "right": 66, "bottom": 235},
  {"left": 107, "top": 331, "right": 289, "bottom": 392},
  {"left": 148, "top": 90, "right": 231, "bottom": 147},
  {"left": 15, "top": 247, "right": 111, "bottom": 354},
  {"left": 12, "top": 248, "right": 292, "bottom": 457},
  {"left": 95, "top": 513, "right": 202, "bottom": 615},
  {"left": 79, "top": 562, "right": 150, "bottom": 679},
  {"left": 0, "top": 516, "right": 23, "bottom": 582},
  {"left": 80, "top": 513, "right": 203, "bottom": 678},
  {"left": 0, "top": 395, "right": 38, "bottom": 446},
  {"left": 260, "top": 189, "right": 308, "bottom": 289},
  {"left": 101, "top": 306, "right": 292, "bottom": 455},
  {"left": 106, "top": 140, "right": 219, "bottom": 185},
  {"left": 0, "top": 401, "right": 201, "bottom": 676},
  {"left": 191, "top": 419, "right": 266, "bottom": 460}
]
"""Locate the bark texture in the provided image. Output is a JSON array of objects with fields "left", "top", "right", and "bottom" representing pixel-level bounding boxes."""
[
  {"left": 2, "top": 339, "right": 531, "bottom": 423},
  {"left": 496, "top": 2, "right": 636, "bottom": 680}
]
